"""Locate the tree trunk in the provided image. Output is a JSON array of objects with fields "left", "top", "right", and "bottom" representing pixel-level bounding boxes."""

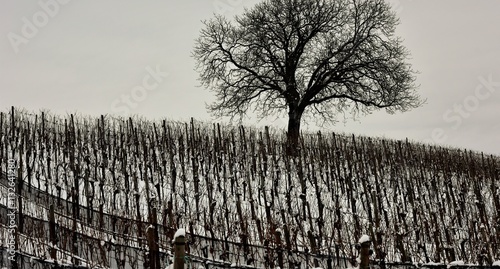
[{"left": 286, "top": 109, "right": 302, "bottom": 156}]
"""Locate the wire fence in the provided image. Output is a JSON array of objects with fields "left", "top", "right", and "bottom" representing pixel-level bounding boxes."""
[
  {"left": 0, "top": 175, "right": 354, "bottom": 268},
  {"left": 3, "top": 247, "right": 500, "bottom": 269},
  {"left": 1, "top": 107, "right": 500, "bottom": 268},
  {"left": 0, "top": 177, "right": 477, "bottom": 269}
]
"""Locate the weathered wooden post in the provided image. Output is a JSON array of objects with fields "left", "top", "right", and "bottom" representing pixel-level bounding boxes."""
[
  {"left": 173, "top": 228, "right": 186, "bottom": 269},
  {"left": 147, "top": 206, "right": 160, "bottom": 269},
  {"left": 49, "top": 204, "right": 57, "bottom": 260},
  {"left": 358, "top": 235, "right": 371, "bottom": 269}
]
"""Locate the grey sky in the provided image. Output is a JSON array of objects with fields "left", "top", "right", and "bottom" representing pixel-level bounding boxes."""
[{"left": 1, "top": 0, "right": 499, "bottom": 155}]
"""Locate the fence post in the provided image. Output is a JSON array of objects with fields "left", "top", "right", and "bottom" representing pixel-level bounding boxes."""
[
  {"left": 173, "top": 229, "right": 186, "bottom": 269},
  {"left": 147, "top": 207, "right": 160, "bottom": 269},
  {"left": 359, "top": 235, "right": 371, "bottom": 269},
  {"left": 49, "top": 204, "right": 57, "bottom": 260}
]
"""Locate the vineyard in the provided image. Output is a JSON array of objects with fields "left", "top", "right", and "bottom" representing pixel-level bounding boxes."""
[{"left": 0, "top": 107, "right": 499, "bottom": 268}]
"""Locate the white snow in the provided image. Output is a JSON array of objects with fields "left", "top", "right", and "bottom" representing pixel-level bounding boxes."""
[
  {"left": 174, "top": 228, "right": 186, "bottom": 239},
  {"left": 358, "top": 234, "right": 370, "bottom": 244},
  {"left": 492, "top": 260, "right": 500, "bottom": 266},
  {"left": 448, "top": 260, "right": 465, "bottom": 268}
]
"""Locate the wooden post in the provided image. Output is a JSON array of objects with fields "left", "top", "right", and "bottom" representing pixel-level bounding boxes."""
[
  {"left": 359, "top": 235, "right": 371, "bottom": 269},
  {"left": 173, "top": 229, "right": 186, "bottom": 269},
  {"left": 49, "top": 204, "right": 57, "bottom": 260},
  {"left": 147, "top": 207, "right": 160, "bottom": 269}
]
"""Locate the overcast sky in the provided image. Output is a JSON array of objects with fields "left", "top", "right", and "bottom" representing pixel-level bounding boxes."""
[{"left": 1, "top": 0, "right": 499, "bottom": 155}]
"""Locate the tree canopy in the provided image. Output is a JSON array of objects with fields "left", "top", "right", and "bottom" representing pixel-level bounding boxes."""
[{"left": 193, "top": 0, "right": 424, "bottom": 154}]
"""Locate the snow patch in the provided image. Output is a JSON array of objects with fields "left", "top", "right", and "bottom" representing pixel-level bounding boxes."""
[
  {"left": 174, "top": 228, "right": 186, "bottom": 239},
  {"left": 448, "top": 260, "right": 465, "bottom": 268},
  {"left": 358, "top": 234, "right": 370, "bottom": 244}
]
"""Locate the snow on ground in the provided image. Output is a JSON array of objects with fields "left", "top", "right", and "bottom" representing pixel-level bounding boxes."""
[
  {"left": 448, "top": 261, "right": 465, "bottom": 268},
  {"left": 2, "top": 110, "right": 500, "bottom": 268}
]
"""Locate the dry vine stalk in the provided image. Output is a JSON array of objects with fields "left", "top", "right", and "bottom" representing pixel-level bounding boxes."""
[{"left": 2, "top": 108, "right": 500, "bottom": 267}]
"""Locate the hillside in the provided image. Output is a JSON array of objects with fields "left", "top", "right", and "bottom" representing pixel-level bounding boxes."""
[{"left": 1, "top": 107, "right": 499, "bottom": 268}]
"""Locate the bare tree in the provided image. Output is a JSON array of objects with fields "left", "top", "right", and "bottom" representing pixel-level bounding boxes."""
[{"left": 193, "top": 0, "right": 423, "bottom": 154}]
